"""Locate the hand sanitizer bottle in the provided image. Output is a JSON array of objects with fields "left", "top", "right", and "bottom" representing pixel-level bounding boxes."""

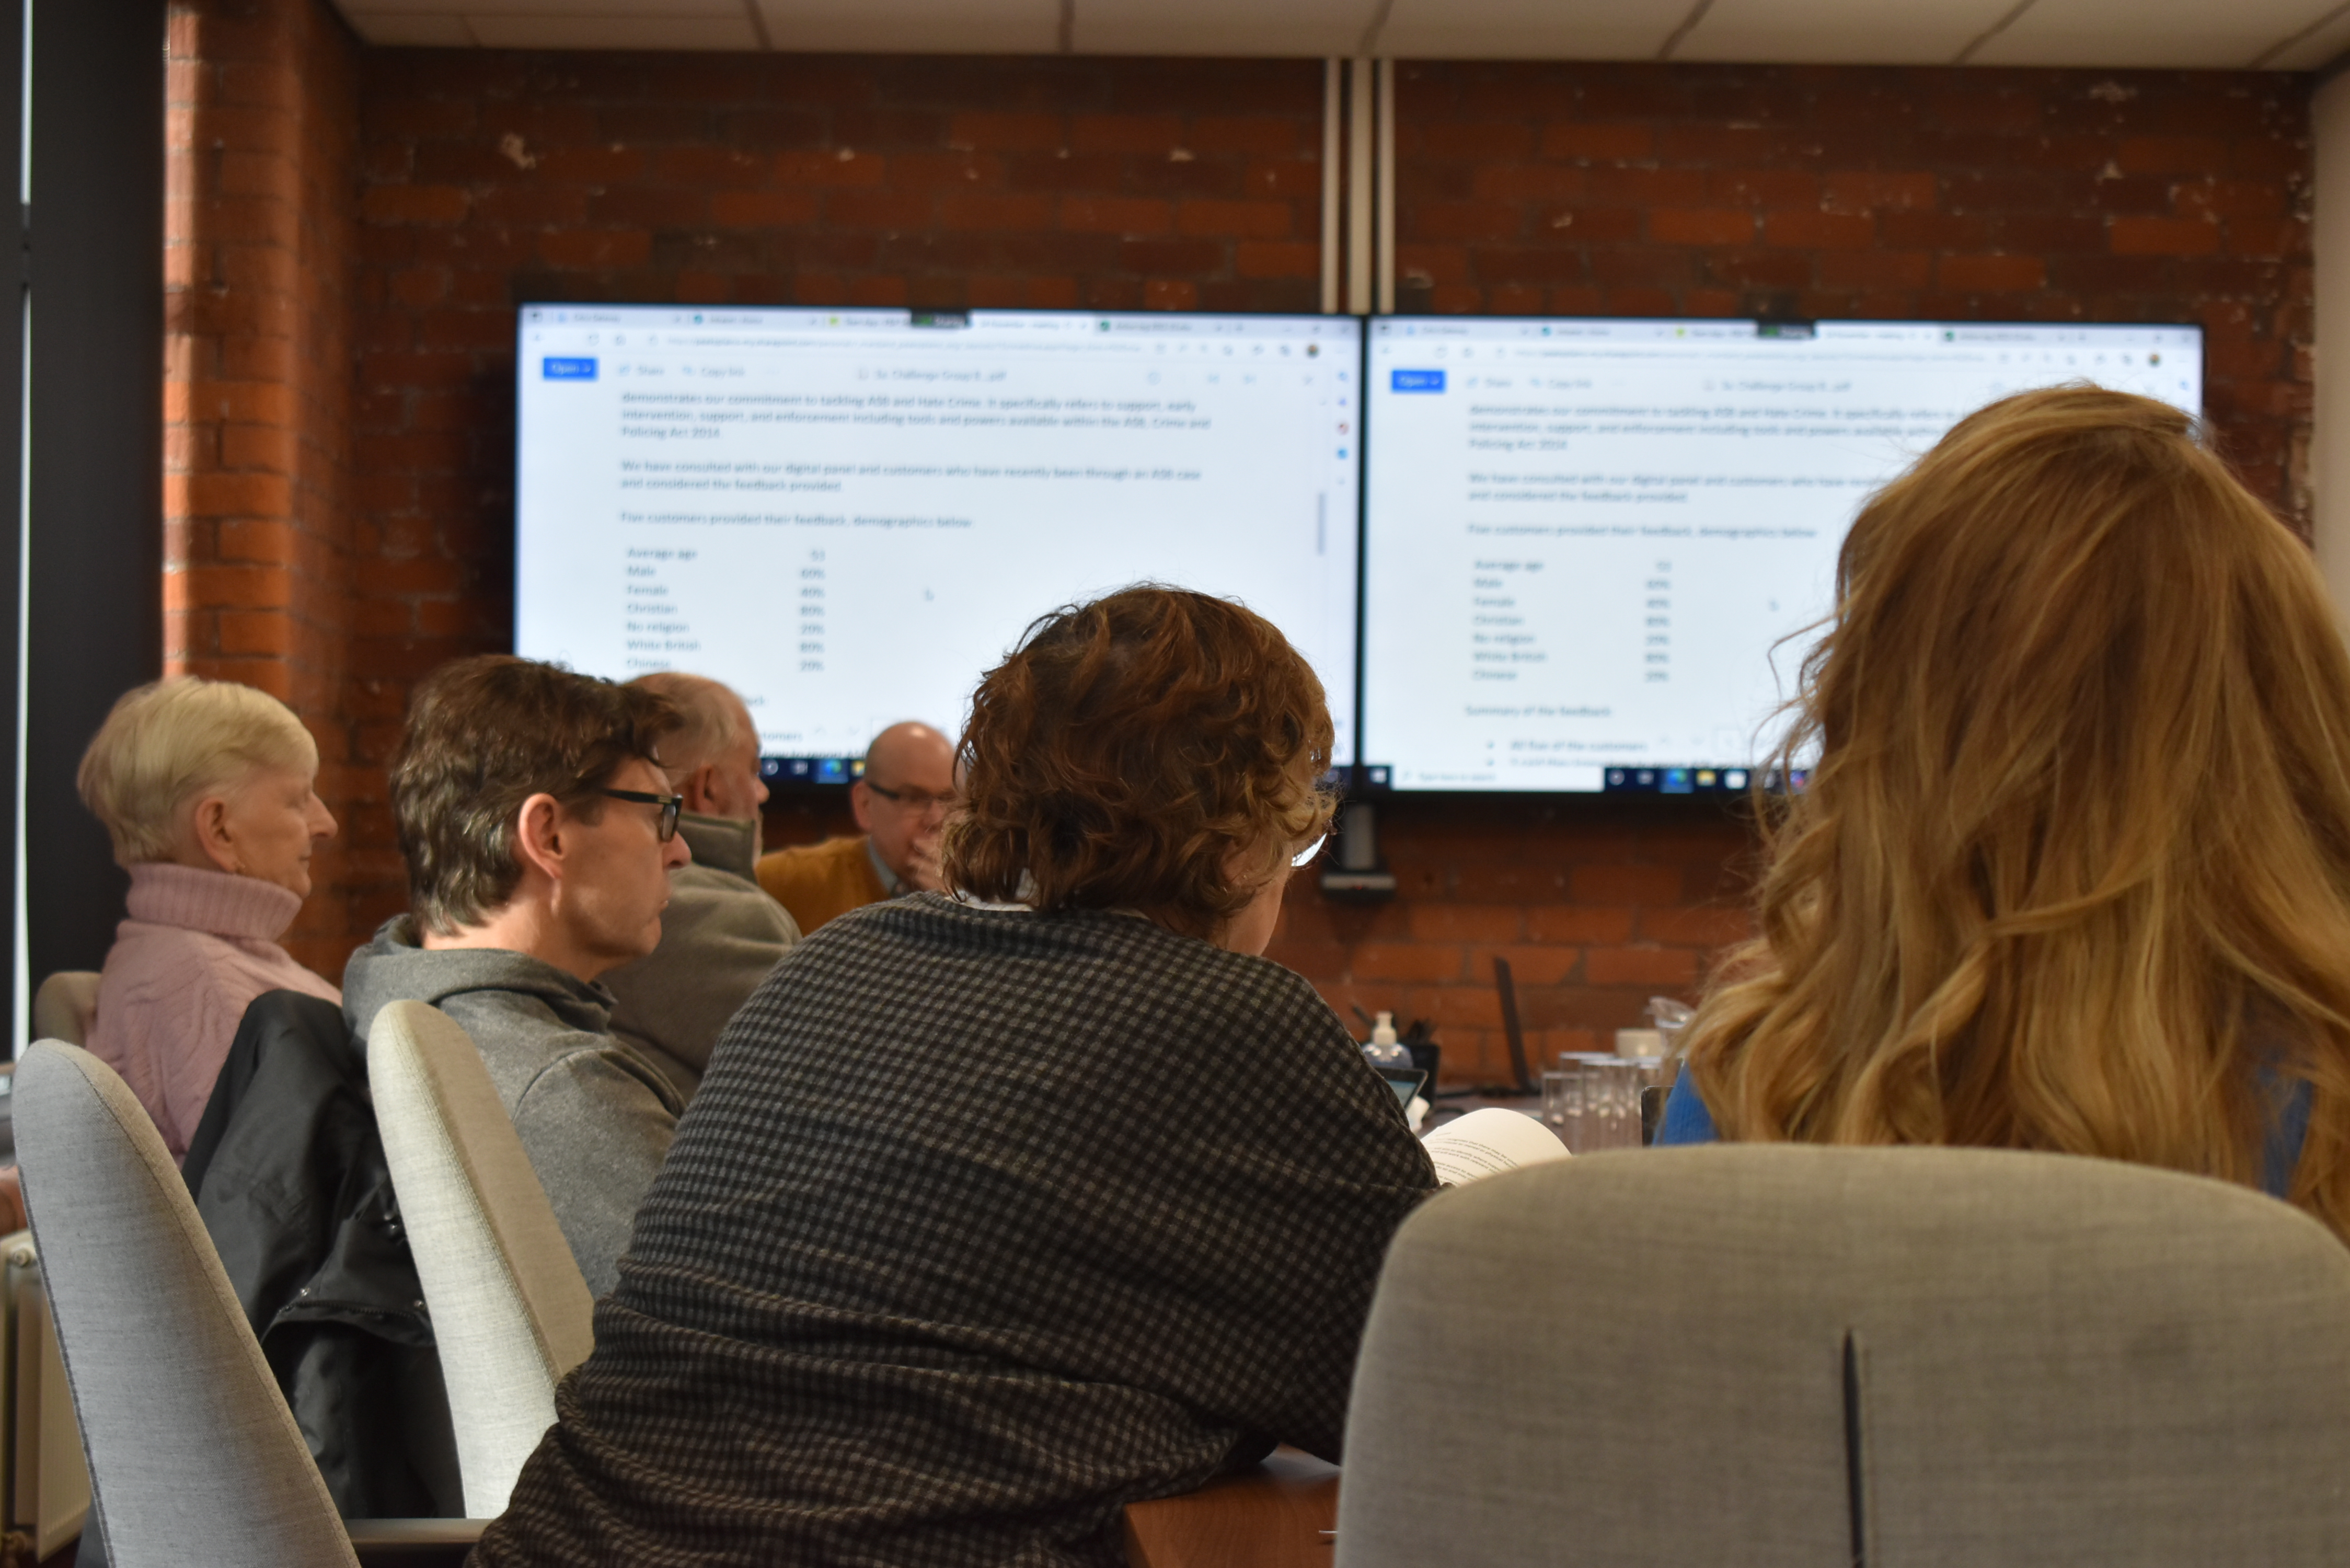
[{"left": 1364, "top": 1011, "right": 1411, "bottom": 1070}]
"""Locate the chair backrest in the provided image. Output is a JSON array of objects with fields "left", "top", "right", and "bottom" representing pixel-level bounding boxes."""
[
  {"left": 366, "top": 1000, "right": 596, "bottom": 1518},
  {"left": 1337, "top": 1145, "right": 2350, "bottom": 1568},
  {"left": 31, "top": 972, "right": 98, "bottom": 1048},
  {"left": 12, "top": 1041, "right": 357, "bottom": 1568}
]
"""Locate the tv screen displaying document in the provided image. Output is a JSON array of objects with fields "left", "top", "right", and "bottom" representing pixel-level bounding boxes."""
[
  {"left": 515, "top": 306, "right": 1362, "bottom": 778},
  {"left": 1361, "top": 318, "right": 2203, "bottom": 793}
]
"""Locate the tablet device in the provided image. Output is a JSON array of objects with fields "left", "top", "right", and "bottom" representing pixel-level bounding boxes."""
[{"left": 1377, "top": 1064, "right": 1428, "bottom": 1109}]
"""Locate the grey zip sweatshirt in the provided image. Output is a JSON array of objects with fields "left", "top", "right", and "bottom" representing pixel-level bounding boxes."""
[{"left": 343, "top": 916, "right": 684, "bottom": 1298}]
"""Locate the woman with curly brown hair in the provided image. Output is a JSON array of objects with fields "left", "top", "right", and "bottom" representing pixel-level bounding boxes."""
[
  {"left": 475, "top": 586, "right": 1439, "bottom": 1568},
  {"left": 1659, "top": 386, "right": 2350, "bottom": 1242}
]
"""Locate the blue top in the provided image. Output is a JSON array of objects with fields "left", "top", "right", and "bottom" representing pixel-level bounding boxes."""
[{"left": 1656, "top": 1065, "right": 2313, "bottom": 1200}]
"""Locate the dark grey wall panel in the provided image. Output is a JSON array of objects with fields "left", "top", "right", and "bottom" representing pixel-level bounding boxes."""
[
  {"left": 26, "top": 0, "right": 165, "bottom": 984},
  {"left": 0, "top": 0, "right": 19, "bottom": 1018}
]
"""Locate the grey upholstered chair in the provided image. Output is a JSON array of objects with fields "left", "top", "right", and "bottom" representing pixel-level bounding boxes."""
[
  {"left": 14, "top": 1040, "right": 483, "bottom": 1567},
  {"left": 1337, "top": 1144, "right": 2350, "bottom": 1567},
  {"left": 368, "top": 999, "right": 596, "bottom": 1518},
  {"left": 31, "top": 970, "right": 98, "bottom": 1046}
]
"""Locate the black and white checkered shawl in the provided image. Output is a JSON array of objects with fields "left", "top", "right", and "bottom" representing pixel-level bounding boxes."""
[{"left": 474, "top": 893, "right": 1439, "bottom": 1568}]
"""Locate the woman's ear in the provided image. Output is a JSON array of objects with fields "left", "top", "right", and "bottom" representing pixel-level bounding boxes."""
[
  {"left": 188, "top": 795, "right": 241, "bottom": 875},
  {"left": 1217, "top": 834, "right": 1277, "bottom": 895}
]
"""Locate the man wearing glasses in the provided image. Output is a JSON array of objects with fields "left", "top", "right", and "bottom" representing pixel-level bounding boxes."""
[
  {"left": 757, "top": 720, "right": 957, "bottom": 935},
  {"left": 342, "top": 656, "right": 693, "bottom": 1298}
]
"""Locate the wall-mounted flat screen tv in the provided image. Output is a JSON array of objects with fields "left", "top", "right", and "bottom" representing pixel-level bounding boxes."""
[
  {"left": 514, "top": 305, "right": 1363, "bottom": 780},
  {"left": 1361, "top": 317, "right": 2203, "bottom": 793}
]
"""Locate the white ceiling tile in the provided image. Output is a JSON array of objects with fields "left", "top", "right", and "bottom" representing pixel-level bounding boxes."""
[
  {"left": 464, "top": 11, "right": 763, "bottom": 46},
  {"left": 2250, "top": 1, "right": 2350, "bottom": 66},
  {"left": 340, "top": 10, "right": 476, "bottom": 43},
  {"left": 330, "top": 0, "right": 2350, "bottom": 63},
  {"left": 1072, "top": 0, "right": 1379, "bottom": 57},
  {"left": 1674, "top": 0, "right": 2023, "bottom": 63},
  {"left": 753, "top": 0, "right": 1060, "bottom": 52},
  {"left": 355, "top": 0, "right": 739, "bottom": 14},
  {"left": 1374, "top": 0, "right": 1680, "bottom": 59},
  {"left": 1968, "top": 0, "right": 2348, "bottom": 66}
]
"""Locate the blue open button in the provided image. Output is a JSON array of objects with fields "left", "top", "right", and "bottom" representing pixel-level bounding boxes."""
[
  {"left": 543, "top": 356, "right": 597, "bottom": 381},
  {"left": 1390, "top": 368, "right": 1445, "bottom": 393}
]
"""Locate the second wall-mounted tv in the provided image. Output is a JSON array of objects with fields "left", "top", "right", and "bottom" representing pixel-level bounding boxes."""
[
  {"left": 1361, "top": 317, "right": 2203, "bottom": 793},
  {"left": 514, "top": 305, "right": 1363, "bottom": 778}
]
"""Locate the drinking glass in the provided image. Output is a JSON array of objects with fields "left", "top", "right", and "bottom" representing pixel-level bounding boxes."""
[
  {"left": 1541, "top": 1068, "right": 1579, "bottom": 1150},
  {"left": 1576, "top": 1056, "right": 1621, "bottom": 1150},
  {"left": 1565, "top": 1053, "right": 1610, "bottom": 1152}
]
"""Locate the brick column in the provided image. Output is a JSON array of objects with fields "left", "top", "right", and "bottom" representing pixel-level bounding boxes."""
[{"left": 165, "top": 0, "right": 363, "bottom": 975}]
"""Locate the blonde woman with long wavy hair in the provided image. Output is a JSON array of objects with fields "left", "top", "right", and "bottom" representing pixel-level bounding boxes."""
[{"left": 1656, "top": 385, "right": 2350, "bottom": 1241}]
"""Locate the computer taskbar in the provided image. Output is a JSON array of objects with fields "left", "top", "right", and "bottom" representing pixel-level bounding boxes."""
[
  {"left": 1603, "top": 765, "right": 1807, "bottom": 794},
  {"left": 761, "top": 756, "right": 868, "bottom": 787},
  {"left": 1347, "top": 763, "right": 1808, "bottom": 794}
]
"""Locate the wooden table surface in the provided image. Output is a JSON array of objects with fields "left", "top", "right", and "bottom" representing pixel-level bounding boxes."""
[{"left": 1122, "top": 1448, "right": 1339, "bottom": 1568}]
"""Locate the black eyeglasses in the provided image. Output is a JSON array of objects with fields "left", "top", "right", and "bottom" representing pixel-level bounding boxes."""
[
  {"left": 863, "top": 779, "right": 959, "bottom": 813},
  {"left": 600, "top": 788, "right": 683, "bottom": 843}
]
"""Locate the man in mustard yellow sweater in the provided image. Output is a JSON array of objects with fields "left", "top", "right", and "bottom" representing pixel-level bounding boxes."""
[{"left": 757, "top": 721, "right": 956, "bottom": 934}]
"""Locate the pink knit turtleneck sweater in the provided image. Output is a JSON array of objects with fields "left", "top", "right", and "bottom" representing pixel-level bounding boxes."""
[{"left": 85, "top": 861, "right": 340, "bottom": 1164}]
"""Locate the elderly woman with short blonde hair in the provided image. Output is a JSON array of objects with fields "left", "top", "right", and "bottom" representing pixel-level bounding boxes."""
[{"left": 77, "top": 676, "right": 340, "bottom": 1162}]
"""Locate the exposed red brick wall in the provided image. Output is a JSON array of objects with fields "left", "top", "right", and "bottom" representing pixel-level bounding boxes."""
[
  {"left": 167, "top": 38, "right": 2313, "bottom": 1076},
  {"left": 1265, "top": 799, "right": 1756, "bottom": 1083},
  {"left": 1393, "top": 62, "right": 2312, "bottom": 523},
  {"left": 1251, "top": 61, "right": 2316, "bottom": 1082},
  {"left": 1317, "top": 61, "right": 2314, "bottom": 1080},
  {"left": 745, "top": 791, "right": 1754, "bottom": 1085},
  {"left": 164, "top": 0, "right": 363, "bottom": 976},
  {"left": 343, "top": 51, "right": 1329, "bottom": 941}
]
